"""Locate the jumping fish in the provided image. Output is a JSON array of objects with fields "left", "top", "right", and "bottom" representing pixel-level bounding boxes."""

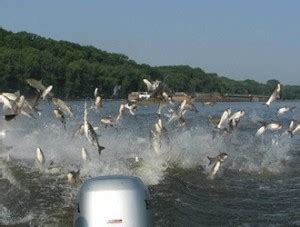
[
  {"left": 116, "top": 104, "right": 125, "bottom": 122},
  {"left": 207, "top": 153, "right": 228, "bottom": 180},
  {"left": 277, "top": 107, "right": 296, "bottom": 115},
  {"left": 155, "top": 118, "right": 170, "bottom": 144},
  {"left": 149, "top": 129, "right": 161, "bottom": 155},
  {"left": 228, "top": 110, "right": 245, "bottom": 131},
  {"left": 155, "top": 102, "right": 166, "bottom": 116},
  {"left": 26, "top": 78, "right": 46, "bottom": 92},
  {"left": 101, "top": 103, "right": 124, "bottom": 127},
  {"left": 229, "top": 110, "right": 245, "bottom": 122},
  {"left": 143, "top": 78, "right": 171, "bottom": 100},
  {"left": 42, "top": 85, "right": 53, "bottom": 100},
  {"left": 168, "top": 99, "right": 187, "bottom": 123},
  {"left": 265, "top": 84, "right": 281, "bottom": 107},
  {"left": 84, "top": 122, "right": 105, "bottom": 155},
  {"left": 67, "top": 170, "right": 80, "bottom": 184},
  {"left": 143, "top": 79, "right": 161, "bottom": 92},
  {"left": 0, "top": 94, "right": 13, "bottom": 110},
  {"left": 183, "top": 98, "right": 198, "bottom": 112},
  {"left": 36, "top": 148, "right": 45, "bottom": 165},
  {"left": 100, "top": 116, "right": 116, "bottom": 128},
  {"left": 83, "top": 103, "right": 105, "bottom": 155},
  {"left": 2, "top": 91, "right": 40, "bottom": 115},
  {"left": 288, "top": 120, "right": 295, "bottom": 133},
  {"left": 256, "top": 124, "right": 267, "bottom": 136},
  {"left": 124, "top": 101, "right": 137, "bottom": 116},
  {"left": 52, "top": 98, "right": 73, "bottom": 117},
  {"left": 4, "top": 95, "right": 26, "bottom": 121},
  {"left": 267, "top": 123, "right": 282, "bottom": 131},
  {"left": 217, "top": 108, "right": 231, "bottom": 129},
  {"left": 290, "top": 124, "right": 300, "bottom": 137},
  {"left": 280, "top": 120, "right": 296, "bottom": 136},
  {"left": 94, "top": 88, "right": 99, "bottom": 98},
  {"left": 93, "top": 88, "right": 103, "bottom": 110},
  {"left": 0, "top": 91, "right": 20, "bottom": 101},
  {"left": 94, "top": 96, "right": 102, "bottom": 110},
  {"left": 256, "top": 122, "right": 282, "bottom": 136},
  {"left": 162, "top": 92, "right": 173, "bottom": 103},
  {"left": 81, "top": 147, "right": 90, "bottom": 162},
  {"left": 112, "top": 85, "right": 121, "bottom": 98}
]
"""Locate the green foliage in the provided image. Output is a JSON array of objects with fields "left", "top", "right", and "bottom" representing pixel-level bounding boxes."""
[{"left": 0, "top": 27, "right": 299, "bottom": 99}]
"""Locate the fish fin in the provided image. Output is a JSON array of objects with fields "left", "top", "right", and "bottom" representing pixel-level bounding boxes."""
[
  {"left": 49, "top": 160, "right": 54, "bottom": 166},
  {"left": 98, "top": 145, "right": 105, "bottom": 155},
  {"left": 4, "top": 114, "right": 18, "bottom": 121},
  {"left": 258, "top": 121, "right": 267, "bottom": 126},
  {"left": 262, "top": 103, "right": 269, "bottom": 107},
  {"left": 207, "top": 156, "right": 215, "bottom": 165}
]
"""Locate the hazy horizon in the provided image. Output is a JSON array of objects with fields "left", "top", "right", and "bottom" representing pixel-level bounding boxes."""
[{"left": 0, "top": 0, "right": 299, "bottom": 85}]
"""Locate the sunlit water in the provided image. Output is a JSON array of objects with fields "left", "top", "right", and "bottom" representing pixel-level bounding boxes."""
[{"left": 0, "top": 100, "right": 299, "bottom": 226}]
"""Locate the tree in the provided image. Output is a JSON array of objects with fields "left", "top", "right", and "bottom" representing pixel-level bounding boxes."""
[{"left": 0, "top": 27, "right": 298, "bottom": 99}]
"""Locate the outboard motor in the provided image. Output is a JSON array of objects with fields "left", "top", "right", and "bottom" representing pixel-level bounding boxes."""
[{"left": 74, "top": 175, "right": 153, "bottom": 227}]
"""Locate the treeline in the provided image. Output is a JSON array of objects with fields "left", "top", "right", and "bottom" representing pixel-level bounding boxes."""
[{"left": 0, "top": 27, "right": 300, "bottom": 99}]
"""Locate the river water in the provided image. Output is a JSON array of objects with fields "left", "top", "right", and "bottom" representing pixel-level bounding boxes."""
[{"left": 0, "top": 100, "right": 299, "bottom": 226}]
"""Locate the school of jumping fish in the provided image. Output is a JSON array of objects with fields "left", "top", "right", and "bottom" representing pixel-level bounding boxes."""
[{"left": 0, "top": 79, "right": 298, "bottom": 183}]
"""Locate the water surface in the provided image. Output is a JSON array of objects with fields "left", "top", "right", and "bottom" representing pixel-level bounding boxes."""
[{"left": 0, "top": 101, "right": 299, "bottom": 226}]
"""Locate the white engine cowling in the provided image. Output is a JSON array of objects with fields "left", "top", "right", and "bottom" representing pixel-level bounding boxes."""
[{"left": 74, "top": 175, "right": 153, "bottom": 227}]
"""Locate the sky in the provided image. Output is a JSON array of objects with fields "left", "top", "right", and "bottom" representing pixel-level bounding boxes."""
[{"left": 0, "top": 0, "right": 299, "bottom": 85}]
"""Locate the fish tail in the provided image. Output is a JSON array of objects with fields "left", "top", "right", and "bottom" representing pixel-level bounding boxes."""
[
  {"left": 207, "top": 156, "right": 214, "bottom": 165},
  {"left": 98, "top": 145, "right": 105, "bottom": 155},
  {"left": 262, "top": 103, "right": 269, "bottom": 107}
]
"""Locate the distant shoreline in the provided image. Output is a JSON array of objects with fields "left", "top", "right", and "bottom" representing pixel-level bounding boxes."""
[
  {"left": 1, "top": 28, "right": 300, "bottom": 100},
  {"left": 128, "top": 92, "right": 269, "bottom": 103},
  {"left": 28, "top": 97, "right": 300, "bottom": 103}
]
